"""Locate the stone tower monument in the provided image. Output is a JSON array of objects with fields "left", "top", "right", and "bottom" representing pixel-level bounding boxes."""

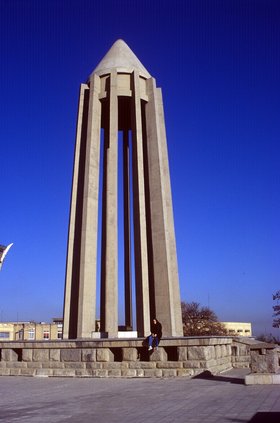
[{"left": 63, "top": 40, "right": 183, "bottom": 339}]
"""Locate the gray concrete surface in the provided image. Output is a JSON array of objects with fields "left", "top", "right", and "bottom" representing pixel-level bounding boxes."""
[{"left": 0, "top": 369, "right": 280, "bottom": 422}]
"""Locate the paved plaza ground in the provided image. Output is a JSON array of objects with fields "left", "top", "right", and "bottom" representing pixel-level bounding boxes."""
[{"left": 0, "top": 369, "right": 279, "bottom": 423}]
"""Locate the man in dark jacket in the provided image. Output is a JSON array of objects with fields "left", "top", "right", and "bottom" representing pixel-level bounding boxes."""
[{"left": 148, "top": 318, "right": 162, "bottom": 350}]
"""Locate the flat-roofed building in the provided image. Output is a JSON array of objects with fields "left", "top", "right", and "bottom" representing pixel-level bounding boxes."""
[{"left": 222, "top": 322, "right": 252, "bottom": 337}]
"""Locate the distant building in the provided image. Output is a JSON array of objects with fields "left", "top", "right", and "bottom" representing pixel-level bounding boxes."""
[
  {"left": 221, "top": 322, "right": 252, "bottom": 337},
  {"left": 0, "top": 318, "right": 63, "bottom": 341}
]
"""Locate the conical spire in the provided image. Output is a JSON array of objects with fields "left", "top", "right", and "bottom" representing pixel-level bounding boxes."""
[{"left": 92, "top": 39, "right": 151, "bottom": 78}]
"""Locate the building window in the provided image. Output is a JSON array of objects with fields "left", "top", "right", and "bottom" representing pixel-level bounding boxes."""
[
  {"left": 18, "top": 329, "right": 24, "bottom": 340},
  {"left": 43, "top": 330, "right": 50, "bottom": 340},
  {"left": 57, "top": 331, "right": 63, "bottom": 340},
  {"left": 28, "top": 328, "right": 35, "bottom": 340},
  {"left": 0, "top": 332, "right": 10, "bottom": 339}
]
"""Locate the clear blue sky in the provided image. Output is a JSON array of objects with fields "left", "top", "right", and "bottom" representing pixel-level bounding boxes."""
[{"left": 0, "top": 0, "right": 279, "bottom": 336}]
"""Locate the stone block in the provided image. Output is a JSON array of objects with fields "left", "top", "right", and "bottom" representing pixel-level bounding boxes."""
[
  {"left": 27, "top": 362, "right": 42, "bottom": 369},
  {"left": 156, "top": 362, "right": 182, "bottom": 369},
  {"left": 183, "top": 361, "right": 200, "bottom": 369},
  {"left": 61, "top": 349, "right": 81, "bottom": 362},
  {"left": 10, "top": 369, "right": 21, "bottom": 376},
  {"left": 6, "top": 362, "right": 27, "bottom": 369},
  {"left": 64, "top": 362, "right": 85, "bottom": 369},
  {"left": 53, "top": 369, "right": 76, "bottom": 377},
  {"left": 85, "top": 362, "right": 102, "bottom": 370},
  {"left": 50, "top": 349, "right": 60, "bottom": 362},
  {"left": 33, "top": 349, "right": 49, "bottom": 362},
  {"left": 22, "top": 349, "right": 33, "bottom": 362},
  {"left": 1, "top": 349, "right": 19, "bottom": 362},
  {"left": 108, "top": 369, "right": 122, "bottom": 377},
  {"left": 81, "top": 349, "right": 96, "bottom": 362},
  {"left": 0, "top": 362, "right": 6, "bottom": 368},
  {"left": 129, "top": 362, "right": 156, "bottom": 369},
  {"left": 93, "top": 369, "right": 108, "bottom": 377},
  {"left": 144, "top": 369, "right": 162, "bottom": 378},
  {"left": 177, "top": 369, "right": 193, "bottom": 377},
  {"left": 215, "top": 345, "right": 222, "bottom": 359},
  {"left": 221, "top": 345, "right": 227, "bottom": 357},
  {"left": 162, "top": 369, "right": 177, "bottom": 377},
  {"left": 149, "top": 348, "right": 167, "bottom": 362},
  {"left": 35, "top": 369, "right": 53, "bottom": 377},
  {"left": 121, "top": 369, "right": 137, "bottom": 377},
  {"left": 178, "top": 347, "right": 188, "bottom": 361},
  {"left": 102, "top": 362, "right": 128, "bottom": 370},
  {"left": 20, "top": 368, "right": 36, "bottom": 376},
  {"left": 0, "top": 368, "right": 10, "bottom": 376},
  {"left": 202, "top": 359, "right": 218, "bottom": 369},
  {"left": 136, "top": 369, "right": 144, "bottom": 377},
  {"left": 75, "top": 370, "right": 93, "bottom": 377},
  {"left": 46, "top": 361, "right": 64, "bottom": 369},
  {"left": 122, "top": 347, "right": 138, "bottom": 361},
  {"left": 188, "top": 346, "right": 213, "bottom": 361},
  {"left": 96, "top": 348, "right": 114, "bottom": 362}
]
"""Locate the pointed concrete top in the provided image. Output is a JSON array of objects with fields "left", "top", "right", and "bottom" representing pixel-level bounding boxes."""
[{"left": 92, "top": 39, "right": 151, "bottom": 79}]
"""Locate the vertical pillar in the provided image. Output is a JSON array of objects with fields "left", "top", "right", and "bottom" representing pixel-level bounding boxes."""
[
  {"left": 76, "top": 74, "right": 102, "bottom": 338},
  {"left": 123, "top": 129, "right": 132, "bottom": 329},
  {"left": 63, "top": 83, "right": 89, "bottom": 339},
  {"left": 100, "top": 70, "right": 118, "bottom": 337},
  {"left": 145, "top": 77, "right": 183, "bottom": 336},
  {"left": 131, "top": 71, "right": 151, "bottom": 337}
]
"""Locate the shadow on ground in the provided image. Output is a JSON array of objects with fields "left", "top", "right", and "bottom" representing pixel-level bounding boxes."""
[
  {"left": 193, "top": 370, "right": 245, "bottom": 385},
  {"left": 227, "top": 412, "right": 280, "bottom": 422}
]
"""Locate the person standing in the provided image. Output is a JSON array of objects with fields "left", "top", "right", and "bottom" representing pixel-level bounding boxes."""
[{"left": 148, "top": 318, "right": 162, "bottom": 350}]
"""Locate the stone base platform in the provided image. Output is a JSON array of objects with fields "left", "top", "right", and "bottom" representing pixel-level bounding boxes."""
[
  {"left": 0, "top": 337, "right": 234, "bottom": 378},
  {"left": 245, "top": 372, "right": 280, "bottom": 385}
]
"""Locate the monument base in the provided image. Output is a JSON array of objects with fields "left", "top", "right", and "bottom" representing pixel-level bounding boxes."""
[{"left": 0, "top": 336, "right": 241, "bottom": 378}]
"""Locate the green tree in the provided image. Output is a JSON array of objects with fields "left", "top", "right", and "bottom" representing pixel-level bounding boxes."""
[
  {"left": 181, "top": 301, "right": 227, "bottom": 336},
  {"left": 272, "top": 290, "right": 280, "bottom": 328}
]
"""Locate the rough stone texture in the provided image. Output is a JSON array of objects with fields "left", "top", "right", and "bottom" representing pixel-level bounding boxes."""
[
  {"left": 81, "top": 349, "right": 96, "bottom": 362},
  {"left": 22, "top": 349, "right": 33, "bottom": 362},
  {"left": 178, "top": 347, "right": 188, "bottom": 361},
  {"left": 177, "top": 369, "right": 193, "bottom": 377},
  {"left": 144, "top": 369, "right": 162, "bottom": 378},
  {"left": 96, "top": 348, "right": 114, "bottom": 362},
  {"left": 33, "top": 349, "right": 49, "bottom": 362},
  {"left": 36, "top": 369, "right": 53, "bottom": 377},
  {"left": 129, "top": 362, "right": 156, "bottom": 369},
  {"left": 162, "top": 369, "right": 177, "bottom": 377},
  {"left": 122, "top": 347, "right": 138, "bottom": 361},
  {"left": 53, "top": 369, "right": 76, "bottom": 377},
  {"left": 157, "top": 362, "right": 183, "bottom": 369},
  {"left": 121, "top": 369, "right": 137, "bottom": 377},
  {"left": 149, "top": 348, "right": 167, "bottom": 362},
  {"left": 61, "top": 349, "right": 81, "bottom": 362},
  {"left": 188, "top": 346, "right": 213, "bottom": 361},
  {"left": 108, "top": 369, "right": 122, "bottom": 377},
  {"left": 50, "top": 349, "right": 61, "bottom": 362},
  {"left": 251, "top": 349, "right": 279, "bottom": 373},
  {"left": 1, "top": 349, "right": 18, "bottom": 362}
]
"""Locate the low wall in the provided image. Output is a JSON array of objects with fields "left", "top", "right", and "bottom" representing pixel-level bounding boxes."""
[{"left": 0, "top": 337, "right": 233, "bottom": 378}]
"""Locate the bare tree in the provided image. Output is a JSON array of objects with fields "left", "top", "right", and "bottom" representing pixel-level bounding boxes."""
[
  {"left": 272, "top": 290, "right": 280, "bottom": 328},
  {"left": 181, "top": 301, "right": 227, "bottom": 336}
]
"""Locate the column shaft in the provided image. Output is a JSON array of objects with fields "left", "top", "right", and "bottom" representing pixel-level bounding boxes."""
[
  {"left": 100, "top": 70, "right": 118, "bottom": 336},
  {"left": 63, "top": 83, "right": 89, "bottom": 339},
  {"left": 123, "top": 130, "right": 132, "bottom": 329},
  {"left": 131, "top": 71, "right": 151, "bottom": 337},
  {"left": 145, "top": 77, "right": 183, "bottom": 336},
  {"left": 76, "top": 74, "right": 102, "bottom": 338}
]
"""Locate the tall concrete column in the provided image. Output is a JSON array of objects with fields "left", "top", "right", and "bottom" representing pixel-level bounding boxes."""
[
  {"left": 123, "top": 129, "right": 132, "bottom": 329},
  {"left": 100, "top": 70, "right": 118, "bottom": 337},
  {"left": 132, "top": 71, "right": 151, "bottom": 337},
  {"left": 63, "top": 83, "right": 89, "bottom": 339},
  {"left": 145, "top": 77, "right": 183, "bottom": 336},
  {"left": 77, "top": 74, "right": 102, "bottom": 338}
]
